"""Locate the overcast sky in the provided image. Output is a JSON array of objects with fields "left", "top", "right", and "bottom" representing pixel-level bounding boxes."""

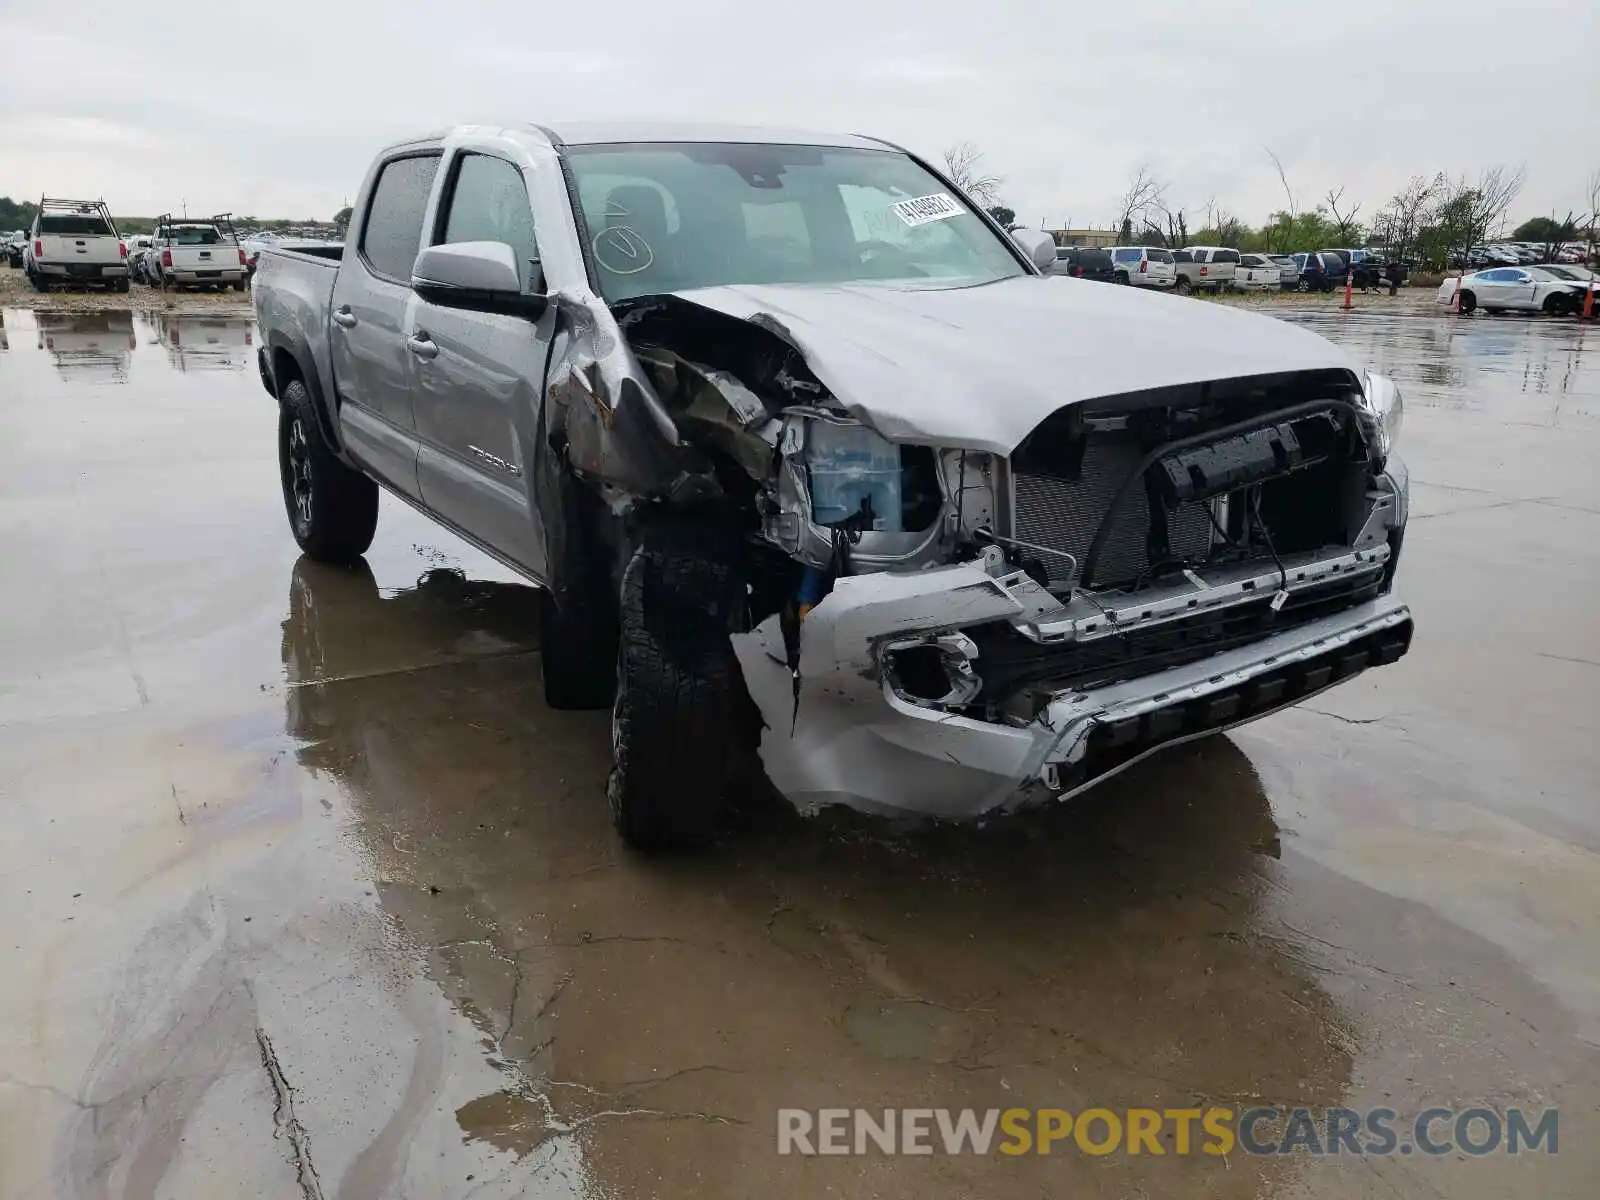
[{"left": 1, "top": 0, "right": 1595, "bottom": 230}]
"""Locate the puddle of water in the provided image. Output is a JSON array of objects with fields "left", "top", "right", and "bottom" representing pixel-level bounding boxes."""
[{"left": 0, "top": 305, "right": 257, "bottom": 382}]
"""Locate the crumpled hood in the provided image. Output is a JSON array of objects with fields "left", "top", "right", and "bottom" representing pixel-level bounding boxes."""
[{"left": 670, "top": 275, "right": 1362, "bottom": 454}]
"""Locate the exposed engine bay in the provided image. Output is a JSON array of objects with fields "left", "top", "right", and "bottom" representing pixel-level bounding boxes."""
[{"left": 544, "top": 289, "right": 1402, "bottom": 705}]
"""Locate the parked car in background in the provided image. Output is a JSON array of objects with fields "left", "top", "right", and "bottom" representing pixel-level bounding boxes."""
[
  {"left": 23, "top": 197, "right": 129, "bottom": 292},
  {"left": 1435, "top": 266, "right": 1591, "bottom": 315},
  {"left": 149, "top": 214, "right": 248, "bottom": 290},
  {"left": 1269, "top": 254, "right": 1300, "bottom": 289},
  {"left": 125, "top": 234, "right": 154, "bottom": 281},
  {"left": 1174, "top": 246, "right": 1239, "bottom": 293},
  {"left": 1052, "top": 245, "right": 1116, "bottom": 282},
  {"left": 1233, "top": 253, "right": 1282, "bottom": 291},
  {"left": 1538, "top": 264, "right": 1595, "bottom": 284},
  {"left": 5, "top": 231, "right": 26, "bottom": 267},
  {"left": 254, "top": 120, "right": 1412, "bottom": 847},
  {"left": 1290, "top": 252, "right": 1340, "bottom": 292},
  {"left": 1109, "top": 245, "right": 1177, "bottom": 287}
]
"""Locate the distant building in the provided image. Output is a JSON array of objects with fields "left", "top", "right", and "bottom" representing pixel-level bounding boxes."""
[{"left": 1048, "top": 228, "right": 1119, "bottom": 249}]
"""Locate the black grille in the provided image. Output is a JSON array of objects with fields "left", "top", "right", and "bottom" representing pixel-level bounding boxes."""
[
  {"left": 1013, "top": 433, "right": 1213, "bottom": 588},
  {"left": 971, "top": 564, "right": 1388, "bottom": 706}
]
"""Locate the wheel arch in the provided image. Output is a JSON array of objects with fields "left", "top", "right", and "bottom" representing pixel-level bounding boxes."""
[{"left": 266, "top": 332, "right": 347, "bottom": 459}]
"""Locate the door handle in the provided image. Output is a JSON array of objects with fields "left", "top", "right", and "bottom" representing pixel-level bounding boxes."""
[
  {"left": 406, "top": 333, "right": 438, "bottom": 360},
  {"left": 331, "top": 307, "right": 357, "bottom": 329}
]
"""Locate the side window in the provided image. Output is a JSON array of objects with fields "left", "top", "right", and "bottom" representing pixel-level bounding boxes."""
[
  {"left": 439, "top": 153, "right": 541, "bottom": 290},
  {"left": 1172, "top": 249, "right": 1192, "bottom": 263},
  {"left": 360, "top": 153, "right": 441, "bottom": 281},
  {"left": 1192, "top": 250, "right": 1208, "bottom": 263}
]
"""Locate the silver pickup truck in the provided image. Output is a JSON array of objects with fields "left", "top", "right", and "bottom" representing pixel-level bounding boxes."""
[{"left": 254, "top": 121, "right": 1412, "bottom": 849}]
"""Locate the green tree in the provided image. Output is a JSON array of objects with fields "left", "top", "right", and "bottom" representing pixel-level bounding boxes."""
[
  {"left": 1511, "top": 215, "right": 1571, "bottom": 243},
  {"left": 333, "top": 205, "right": 353, "bottom": 228},
  {"left": 985, "top": 205, "right": 1016, "bottom": 228},
  {"left": 0, "top": 196, "right": 39, "bottom": 230}
]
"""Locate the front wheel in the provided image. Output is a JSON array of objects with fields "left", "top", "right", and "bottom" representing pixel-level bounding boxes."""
[
  {"left": 1296, "top": 278, "right": 1311, "bottom": 292},
  {"left": 608, "top": 515, "right": 748, "bottom": 850},
  {"left": 1542, "top": 293, "right": 1571, "bottom": 317},
  {"left": 1457, "top": 290, "right": 1477, "bottom": 315},
  {"left": 1113, "top": 272, "right": 1129, "bottom": 285},
  {"left": 278, "top": 378, "right": 378, "bottom": 563}
]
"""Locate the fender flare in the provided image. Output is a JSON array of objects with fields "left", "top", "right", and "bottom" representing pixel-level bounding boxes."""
[{"left": 264, "top": 331, "right": 350, "bottom": 463}]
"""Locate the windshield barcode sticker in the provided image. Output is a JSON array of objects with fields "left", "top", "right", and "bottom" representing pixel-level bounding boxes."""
[{"left": 892, "top": 193, "right": 963, "bottom": 227}]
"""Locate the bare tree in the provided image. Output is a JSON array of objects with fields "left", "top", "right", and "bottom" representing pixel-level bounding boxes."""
[
  {"left": 941, "top": 142, "right": 1003, "bottom": 208},
  {"left": 1586, "top": 168, "right": 1600, "bottom": 261},
  {"left": 1115, "top": 164, "right": 1166, "bottom": 239},
  {"left": 1373, "top": 173, "right": 1441, "bottom": 262},
  {"left": 1433, "top": 164, "right": 1528, "bottom": 265},
  {"left": 1325, "top": 186, "right": 1362, "bottom": 243},
  {"left": 1263, "top": 146, "right": 1297, "bottom": 251}
]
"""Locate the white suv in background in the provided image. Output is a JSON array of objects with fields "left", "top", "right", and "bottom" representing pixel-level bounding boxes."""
[{"left": 1108, "top": 246, "right": 1177, "bottom": 288}]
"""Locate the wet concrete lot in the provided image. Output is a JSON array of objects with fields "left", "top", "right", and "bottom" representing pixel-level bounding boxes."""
[{"left": 1, "top": 300, "right": 1597, "bottom": 1198}]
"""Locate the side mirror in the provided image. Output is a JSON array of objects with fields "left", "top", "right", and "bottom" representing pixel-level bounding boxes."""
[
  {"left": 1010, "top": 228, "right": 1058, "bottom": 272},
  {"left": 412, "top": 241, "right": 546, "bottom": 319}
]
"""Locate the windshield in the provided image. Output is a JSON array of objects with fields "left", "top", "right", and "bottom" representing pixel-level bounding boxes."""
[{"left": 563, "top": 142, "right": 1025, "bottom": 301}]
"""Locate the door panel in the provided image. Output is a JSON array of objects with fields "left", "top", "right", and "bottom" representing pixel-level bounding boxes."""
[
  {"left": 411, "top": 150, "right": 551, "bottom": 579},
  {"left": 329, "top": 152, "right": 441, "bottom": 499}
]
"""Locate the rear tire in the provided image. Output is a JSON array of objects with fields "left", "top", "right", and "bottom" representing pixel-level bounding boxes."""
[
  {"left": 113, "top": 277, "right": 129, "bottom": 293},
  {"left": 608, "top": 514, "right": 747, "bottom": 850},
  {"left": 1296, "top": 278, "right": 1311, "bottom": 292},
  {"left": 29, "top": 270, "right": 47, "bottom": 292},
  {"left": 1175, "top": 276, "right": 1192, "bottom": 294},
  {"left": 277, "top": 378, "right": 378, "bottom": 563},
  {"left": 232, "top": 278, "right": 247, "bottom": 292}
]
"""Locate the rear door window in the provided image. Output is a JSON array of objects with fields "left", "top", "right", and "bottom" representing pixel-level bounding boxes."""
[
  {"left": 1172, "top": 249, "right": 1192, "bottom": 263},
  {"left": 361, "top": 153, "right": 442, "bottom": 280},
  {"left": 1113, "top": 248, "right": 1142, "bottom": 263},
  {"left": 1146, "top": 249, "right": 1174, "bottom": 264},
  {"left": 437, "top": 152, "right": 540, "bottom": 290},
  {"left": 1215, "top": 249, "right": 1240, "bottom": 264}
]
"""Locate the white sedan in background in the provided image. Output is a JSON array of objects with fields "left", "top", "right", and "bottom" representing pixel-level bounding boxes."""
[
  {"left": 1233, "top": 254, "right": 1282, "bottom": 290},
  {"left": 1435, "top": 266, "right": 1591, "bottom": 316}
]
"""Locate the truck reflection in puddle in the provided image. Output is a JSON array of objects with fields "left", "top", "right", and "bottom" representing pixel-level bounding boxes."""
[
  {"left": 35, "top": 310, "right": 135, "bottom": 383},
  {"left": 149, "top": 312, "right": 254, "bottom": 373}
]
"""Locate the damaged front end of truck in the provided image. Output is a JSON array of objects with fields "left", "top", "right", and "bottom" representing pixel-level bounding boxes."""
[{"left": 540, "top": 282, "right": 1413, "bottom": 820}]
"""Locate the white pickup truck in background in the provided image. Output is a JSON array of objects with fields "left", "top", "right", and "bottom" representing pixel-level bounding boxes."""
[
  {"left": 23, "top": 197, "right": 129, "bottom": 293},
  {"left": 148, "top": 214, "right": 249, "bottom": 291}
]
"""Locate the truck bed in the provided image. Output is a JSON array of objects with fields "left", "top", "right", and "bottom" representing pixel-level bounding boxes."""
[{"left": 253, "top": 245, "right": 343, "bottom": 412}]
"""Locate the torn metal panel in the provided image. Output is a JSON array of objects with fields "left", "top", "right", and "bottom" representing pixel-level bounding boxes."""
[{"left": 652, "top": 279, "right": 1364, "bottom": 454}]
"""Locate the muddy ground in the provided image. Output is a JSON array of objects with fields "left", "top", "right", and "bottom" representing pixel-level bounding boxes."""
[
  {"left": 0, "top": 262, "right": 254, "bottom": 313},
  {"left": 1, "top": 300, "right": 1597, "bottom": 1198}
]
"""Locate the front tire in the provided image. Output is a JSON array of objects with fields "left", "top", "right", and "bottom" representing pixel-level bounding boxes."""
[
  {"left": 277, "top": 378, "right": 378, "bottom": 563},
  {"left": 1542, "top": 293, "right": 1571, "bottom": 317},
  {"left": 1296, "top": 278, "right": 1311, "bottom": 292},
  {"left": 1114, "top": 272, "right": 1129, "bottom": 285},
  {"left": 1457, "top": 291, "right": 1477, "bottom": 314},
  {"left": 608, "top": 514, "right": 747, "bottom": 850}
]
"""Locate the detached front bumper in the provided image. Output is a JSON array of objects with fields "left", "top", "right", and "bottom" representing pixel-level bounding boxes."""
[
  {"left": 735, "top": 583, "right": 1411, "bottom": 819},
  {"left": 733, "top": 459, "right": 1413, "bottom": 819}
]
